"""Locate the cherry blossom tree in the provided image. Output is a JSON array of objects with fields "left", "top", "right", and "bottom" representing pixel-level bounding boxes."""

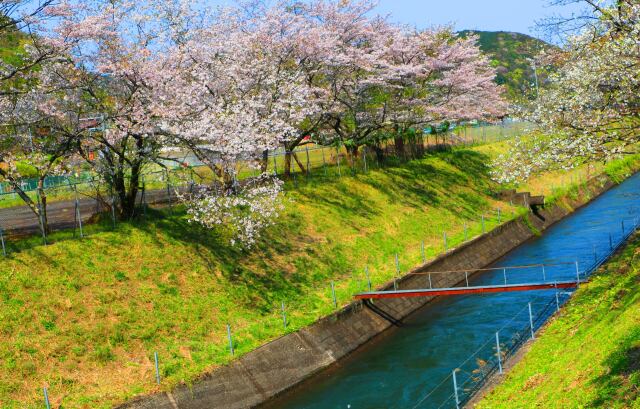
[
  {"left": 154, "top": 3, "right": 320, "bottom": 244},
  {"left": 2, "top": 0, "right": 509, "bottom": 245},
  {"left": 493, "top": 0, "right": 640, "bottom": 184},
  {"left": 382, "top": 28, "right": 507, "bottom": 157},
  {"left": 0, "top": 0, "right": 86, "bottom": 231},
  {"left": 44, "top": 0, "right": 203, "bottom": 218}
]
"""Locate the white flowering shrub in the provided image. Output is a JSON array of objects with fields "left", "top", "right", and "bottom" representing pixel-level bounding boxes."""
[
  {"left": 492, "top": 1, "right": 640, "bottom": 184},
  {"left": 182, "top": 173, "right": 284, "bottom": 247}
]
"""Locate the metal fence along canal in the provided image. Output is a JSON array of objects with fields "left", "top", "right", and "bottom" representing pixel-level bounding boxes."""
[{"left": 262, "top": 172, "right": 640, "bottom": 409}]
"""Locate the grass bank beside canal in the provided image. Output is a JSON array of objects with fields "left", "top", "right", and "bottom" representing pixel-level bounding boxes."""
[
  {"left": 477, "top": 232, "right": 640, "bottom": 409},
  {"left": 1, "top": 144, "right": 638, "bottom": 408}
]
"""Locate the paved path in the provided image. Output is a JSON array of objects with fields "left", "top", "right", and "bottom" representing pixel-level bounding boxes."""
[{"left": 0, "top": 188, "right": 175, "bottom": 238}]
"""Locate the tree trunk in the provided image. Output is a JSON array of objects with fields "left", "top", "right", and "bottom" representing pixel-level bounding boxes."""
[
  {"left": 394, "top": 136, "right": 405, "bottom": 160},
  {"left": 292, "top": 152, "right": 307, "bottom": 174},
  {"left": 417, "top": 135, "right": 425, "bottom": 157},
  {"left": 284, "top": 151, "right": 293, "bottom": 178},
  {"left": 373, "top": 145, "right": 385, "bottom": 162},
  {"left": 346, "top": 145, "right": 359, "bottom": 167},
  {"left": 111, "top": 163, "right": 140, "bottom": 220},
  {"left": 36, "top": 178, "right": 50, "bottom": 234},
  {"left": 260, "top": 150, "right": 269, "bottom": 173}
]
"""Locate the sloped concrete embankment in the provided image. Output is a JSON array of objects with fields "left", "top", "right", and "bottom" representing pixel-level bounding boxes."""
[{"left": 119, "top": 175, "right": 614, "bottom": 409}]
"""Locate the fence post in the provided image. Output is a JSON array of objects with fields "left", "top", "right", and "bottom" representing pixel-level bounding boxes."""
[
  {"left": 443, "top": 232, "right": 448, "bottom": 252},
  {"left": 76, "top": 198, "right": 84, "bottom": 238},
  {"left": 365, "top": 266, "right": 372, "bottom": 291},
  {"left": 428, "top": 272, "right": 432, "bottom": 289},
  {"left": 305, "top": 146, "right": 311, "bottom": 176},
  {"left": 111, "top": 196, "right": 117, "bottom": 228},
  {"left": 0, "top": 227, "right": 5, "bottom": 257},
  {"left": 141, "top": 178, "right": 147, "bottom": 218},
  {"left": 322, "top": 148, "right": 327, "bottom": 176},
  {"left": 503, "top": 268, "right": 507, "bottom": 285},
  {"left": 363, "top": 146, "right": 368, "bottom": 173},
  {"left": 555, "top": 290, "right": 560, "bottom": 312},
  {"left": 609, "top": 233, "right": 613, "bottom": 251},
  {"left": 154, "top": 351, "right": 161, "bottom": 384},
  {"left": 421, "top": 240, "right": 426, "bottom": 264},
  {"left": 465, "top": 271, "right": 469, "bottom": 287},
  {"left": 541, "top": 264, "right": 546, "bottom": 281},
  {"left": 43, "top": 386, "right": 51, "bottom": 409},
  {"left": 497, "top": 208, "right": 501, "bottom": 224},
  {"left": 496, "top": 331, "right": 503, "bottom": 375},
  {"left": 273, "top": 154, "right": 278, "bottom": 176},
  {"left": 395, "top": 253, "right": 400, "bottom": 277},
  {"left": 281, "top": 301, "right": 287, "bottom": 330},
  {"left": 528, "top": 302, "right": 535, "bottom": 340},
  {"left": 166, "top": 170, "right": 172, "bottom": 211},
  {"left": 74, "top": 186, "right": 84, "bottom": 238},
  {"left": 452, "top": 369, "right": 460, "bottom": 409},
  {"left": 331, "top": 281, "right": 337, "bottom": 309},
  {"left": 227, "top": 324, "right": 234, "bottom": 356}
]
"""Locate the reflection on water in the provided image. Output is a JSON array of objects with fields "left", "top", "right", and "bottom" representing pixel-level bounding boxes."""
[{"left": 265, "top": 173, "right": 640, "bottom": 409}]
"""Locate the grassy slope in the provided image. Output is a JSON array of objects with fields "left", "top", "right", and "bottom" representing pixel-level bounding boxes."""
[
  {"left": 0, "top": 144, "right": 633, "bottom": 408},
  {"left": 0, "top": 148, "right": 514, "bottom": 408},
  {"left": 478, "top": 232, "right": 640, "bottom": 409}
]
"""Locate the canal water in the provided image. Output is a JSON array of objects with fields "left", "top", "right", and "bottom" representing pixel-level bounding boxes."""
[{"left": 263, "top": 172, "right": 640, "bottom": 409}]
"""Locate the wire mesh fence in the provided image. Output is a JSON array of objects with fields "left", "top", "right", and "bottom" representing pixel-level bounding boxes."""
[
  {"left": 413, "top": 217, "right": 640, "bottom": 409},
  {"left": 32, "top": 202, "right": 638, "bottom": 406},
  {"left": 0, "top": 121, "right": 529, "bottom": 247}
]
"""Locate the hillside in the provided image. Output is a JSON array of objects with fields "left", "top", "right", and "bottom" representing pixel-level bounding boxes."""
[
  {"left": 459, "top": 30, "right": 555, "bottom": 101},
  {"left": 0, "top": 137, "right": 630, "bottom": 408},
  {"left": 0, "top": 16, "right": 27, "bottom": 74},
  {"left": 0, "top": 146, "right": 511, "bottom": 408},
  {"left": 478, "top": 231, "right": 640, "bottom": 408}
]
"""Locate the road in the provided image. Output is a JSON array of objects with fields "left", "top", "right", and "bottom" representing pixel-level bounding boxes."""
[{"left": 0, "top": 188, "right": 175, "bottom": 238}]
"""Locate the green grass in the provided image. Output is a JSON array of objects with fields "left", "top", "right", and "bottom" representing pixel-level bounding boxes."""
[
  {"left": 0, "top": 143, "right": 635, "bottom": 408},
  {"left": 0, "top": 147, "right": 522, "bottom": 408},
  {"left": 478, "top": 234, "right": 640, "bottom": 409}
]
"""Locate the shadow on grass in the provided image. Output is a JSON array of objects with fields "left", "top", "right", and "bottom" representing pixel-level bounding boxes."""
[
  {"left": 134, "top": 208, "right": 323, "bottom": 313},
  {"left": 355, "top": 149, "right": 493, "bottom": 220},
  {"left": 2, "top": 148, "right": 496, "bottom": 312},
  {"left": 588, "top": 328, "right": 640, "bottom": 407}
]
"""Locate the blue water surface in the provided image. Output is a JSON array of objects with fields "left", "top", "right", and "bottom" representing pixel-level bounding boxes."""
[{"left": 265, "top": 173, "right": 640, "bottom": 409}]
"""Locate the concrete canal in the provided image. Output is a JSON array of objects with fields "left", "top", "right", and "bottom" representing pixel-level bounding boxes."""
[{"left": 262, "top": 173, "right": 640, "bottom": 409}]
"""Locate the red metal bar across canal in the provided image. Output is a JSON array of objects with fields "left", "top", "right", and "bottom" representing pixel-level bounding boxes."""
[{"left": 354, "top": 281, "right": 579, "bottom": 300}]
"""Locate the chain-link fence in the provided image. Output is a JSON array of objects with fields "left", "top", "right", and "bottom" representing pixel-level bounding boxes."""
[
  {"left": 411, "top": 217, "right": 639, "bottom": 409},
  {"left": 0, "top": 121, "right": 529, "bottom": 248}
]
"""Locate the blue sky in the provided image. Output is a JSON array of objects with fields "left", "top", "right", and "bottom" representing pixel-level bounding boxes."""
[
  {"left": 373, "top": 0, "right": 582, "bottom": 37},
  {"left": 204, "top": 0, "right": 586, "bottom": 38}
]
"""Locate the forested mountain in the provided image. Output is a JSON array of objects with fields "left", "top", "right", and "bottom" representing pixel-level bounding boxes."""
[{"left": 459, "top": 30, "right": 556, "bottom": 101}]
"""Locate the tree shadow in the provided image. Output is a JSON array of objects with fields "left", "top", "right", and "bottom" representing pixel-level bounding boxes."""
[
  {"left": 133, "top": 208, "right": 322, "bottom": 313},
  {"left": 357, "top": 149, "right": 493, "bottom": 220},
  {"left": 587, "top": 333, "right": 640, "bottom": 407}
]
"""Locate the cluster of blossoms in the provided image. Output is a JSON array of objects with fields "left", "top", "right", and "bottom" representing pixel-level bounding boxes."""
[
  {"left": 1, "top": 0, "right": 506, "bottom": 245},
  {"left": 182, "top": 174, "right": 285, "bottom": 247},
  {"left": 493, "top": 0, "right": 640, "bottom": 184}
]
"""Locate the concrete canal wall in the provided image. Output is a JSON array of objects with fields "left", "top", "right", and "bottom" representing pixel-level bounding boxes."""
[{"left": 119, "top": 175, "right": 614, "bottom": 409}]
